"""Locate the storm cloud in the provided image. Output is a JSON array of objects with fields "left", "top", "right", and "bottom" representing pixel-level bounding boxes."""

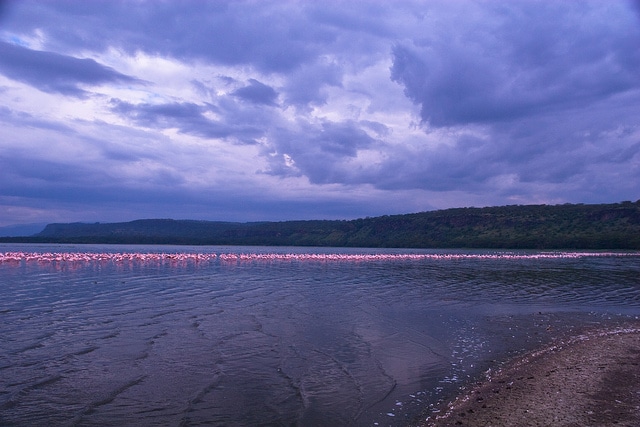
[
  {"left": 0, "top": 41, "right": 140, "bottom": 97},
  {"left": 0, "top": 0, "right": 638, "bottom": 227}
]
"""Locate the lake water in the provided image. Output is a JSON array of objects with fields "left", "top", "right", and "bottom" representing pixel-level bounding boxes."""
[{"left": 1, "top": 244, "right": 639, "bottom": 426}]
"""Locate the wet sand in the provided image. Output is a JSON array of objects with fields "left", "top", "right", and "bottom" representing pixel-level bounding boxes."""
[{"left": 416, "top": 324, "right": 640, "bottom": 427}]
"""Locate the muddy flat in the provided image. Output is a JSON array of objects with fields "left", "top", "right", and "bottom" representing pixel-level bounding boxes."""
[{"left": 417, "top": 324, "right": 640, "bottom": 427}]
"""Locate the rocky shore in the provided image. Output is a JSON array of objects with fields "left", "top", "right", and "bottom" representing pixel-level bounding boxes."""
[{"left": 416, "top": 324, "right": 640, "bottom": 427}]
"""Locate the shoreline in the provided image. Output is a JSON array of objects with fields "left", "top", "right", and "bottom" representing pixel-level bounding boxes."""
[{"left": 414, "top": 323, "right": 640, "bottom": 427}]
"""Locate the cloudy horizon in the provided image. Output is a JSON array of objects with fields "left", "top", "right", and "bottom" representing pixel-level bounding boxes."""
[{"left": 1, "top": 0, "right": 639, "bottom": 227}]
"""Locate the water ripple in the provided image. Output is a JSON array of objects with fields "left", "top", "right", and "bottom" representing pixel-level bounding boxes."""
[{"left": 0, "top": 245, "right": 638, "bottom": 426}]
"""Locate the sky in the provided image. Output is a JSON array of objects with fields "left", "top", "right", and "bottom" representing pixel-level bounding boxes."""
[{"left": 0, "top": 0, "right": 639, "bottom": 227}]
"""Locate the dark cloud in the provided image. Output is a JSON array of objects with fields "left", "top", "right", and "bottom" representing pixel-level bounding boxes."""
[
  {"left": 371, "top": 97, "right": 640, "bottom": 199},
  {"left": 111, "top": 100, "right": 231, "bottom": 138},
  {"left": 111, "top": 100, "right": 208, "bottom": 125},
  {"left": 0, "top": 41, "right": 140, "bottom": 97},
  {"left": 110, "top": 99, "right": 265, "bottom": 143},
  {"left": 390, "top": 2, "right": 640, "bottom": 127},
  {"left": 366, "top": 136, "right": 497, "bottom": 193},
  {"left": 359, "top": 120, "right": 390, "bottom": 137},
  {"left": 633, "top": 0, "right": 640, "bottom": 16},
  {"left": 0, "top": 148, "right": 188, "bottom": 206},
  {"left": 0, "top": 105, "right": 74, "bottom": 133},
  {"left": 2, "top": 1, "right": 362, "bottom": 109},
  {"left": 283, "top": 60, "right": 343, "bottom": 108},
  {"left": 0, "top": 0, "right": 7, "bottom": 22},
  {"left": 263, "top": 119, "right": 378, "bottom": 184},
  {"left": 310, "top": 120, "right": 376, "bottom": 156},
  {"left": 2, "top": 1, "right": 325, "bottom": 73},
  {"left": 306, "top": 2, "right": 392, "bottom": 37},
  {"left": 0, "top": 143, "right": 394, "bottom": 223},
  {"left": 231, "top": 79, "right": 278, "bottom": 106}
]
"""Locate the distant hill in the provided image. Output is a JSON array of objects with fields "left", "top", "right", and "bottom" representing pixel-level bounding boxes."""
[{"left": 2, "top": 201, "right": 640, "bottom": 249}]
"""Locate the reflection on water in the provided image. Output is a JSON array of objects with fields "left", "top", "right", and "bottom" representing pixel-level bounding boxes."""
[{"left": 1, "top": 244, "right": 639, "bottom": 426}]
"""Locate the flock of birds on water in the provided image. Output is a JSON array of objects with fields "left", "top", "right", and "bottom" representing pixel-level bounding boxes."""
[{"left": 1, "top": 251, "right": 637, "bottom": 266}]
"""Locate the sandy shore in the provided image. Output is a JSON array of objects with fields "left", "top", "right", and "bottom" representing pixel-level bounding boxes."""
[{"left": 415, "top": 323, "right": 640, "bottom": 427}]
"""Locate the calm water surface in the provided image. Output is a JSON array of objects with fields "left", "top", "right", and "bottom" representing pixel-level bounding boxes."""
[{"left": 1, "top": 244, "right": 639, "bottom": 426}]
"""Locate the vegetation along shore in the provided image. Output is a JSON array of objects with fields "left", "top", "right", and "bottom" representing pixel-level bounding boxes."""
[{"left": 1, "top": 201, "right": 639, "bottom": 249}]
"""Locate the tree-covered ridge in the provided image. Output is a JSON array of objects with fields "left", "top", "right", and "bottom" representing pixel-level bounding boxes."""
[{"left": 4, "top": 201, "right": 640, "bottom": 249}]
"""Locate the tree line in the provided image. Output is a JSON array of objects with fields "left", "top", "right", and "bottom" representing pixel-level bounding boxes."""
[{"left": 2, "top": 201, "right": 639, "bottom": 249}]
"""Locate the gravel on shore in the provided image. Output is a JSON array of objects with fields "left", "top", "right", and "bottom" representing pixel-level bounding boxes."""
[{"left": 416, "top": 324, "right": 640, "bottom": 427}]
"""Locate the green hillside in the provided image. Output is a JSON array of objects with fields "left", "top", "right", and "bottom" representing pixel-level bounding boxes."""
[{"left": 2, "top": 201, "right": 639, "bottom": 249}]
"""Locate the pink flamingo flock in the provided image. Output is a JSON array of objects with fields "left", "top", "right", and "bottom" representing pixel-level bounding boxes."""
[{"left": 0, "top": 251, "right": 638, "bottom": 266}]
